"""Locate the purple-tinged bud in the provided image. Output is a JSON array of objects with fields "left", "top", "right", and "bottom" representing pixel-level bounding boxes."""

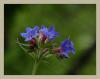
[
  {"left": 29, "top": 38, "right": 36, "bottom": 48},
  {"left": 39, "top": 32, "right": 48, "bottom": 43}
]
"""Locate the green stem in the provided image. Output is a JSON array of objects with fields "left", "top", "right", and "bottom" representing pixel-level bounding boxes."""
[
  {"left": 32, "top": 60, "right": 39, "bottom": 75},
  {"left": 32, "top": 50, "right": 49, "bottom": 75},
  {"left": 16, "top": 38, "right": 44, "bottom": 75},
  {"left": 32, "top": 39, "right": 41, "bottom": 75}
]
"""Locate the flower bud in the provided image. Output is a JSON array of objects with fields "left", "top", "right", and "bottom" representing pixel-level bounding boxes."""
[
  {"left": 52, "top": 47, "right": 61, "bottom": 53},
  {"left": 30, "top": 38, "right": 36, "bottom": 48},
  {"left": 39, "top": 32, "right": 48, "bottom": 43}
]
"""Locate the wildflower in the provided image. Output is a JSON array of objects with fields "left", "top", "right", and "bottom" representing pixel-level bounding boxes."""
[
  {"left": 53, "top": 38, "right": 75, "bottom": 58},
  {"left": 39, "top": 25, "right": 59, "bottom": 43},
  {"left": 17, "top": 24, "right": 76, "bottom": 74},
  {"left": 20, "top": 26, "right": 39, "bottom": 41}
]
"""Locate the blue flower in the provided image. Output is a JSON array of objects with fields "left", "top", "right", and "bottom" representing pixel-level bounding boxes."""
[
  {"left": 39, "top": 25, "right": 59, "bottom": 42},
  {"left": 20, "top": 26, "right": 39, "bottom": 41},
  {"left": 60, "top": 38, "right": 75, "bottom": 58}
]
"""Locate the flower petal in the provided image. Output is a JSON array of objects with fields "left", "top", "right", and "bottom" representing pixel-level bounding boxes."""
[
  {"left": 49, "top": 25, "right": 55, "bottom": 32},
  {"left": 40, "top": 25, "right": 48, "bottom": 33},
  {"left": 32, "top": 26, "right": 39, "bottom": 32},
  {"left": 60, "top": 38, "right": 75, "bottom": 58},
  {"left": 61, "top": 52, "right": 69, "bottom": 58},
  {"left": 26, "top": 27, "right": 32, "bottom": 32},
  {"left": 30, "top": 26, "right": 39, "bottom": 37},
  {"left": 61, "top": 38, "right": 72, "bottom": 47},
  {"left": 54, "top": 32, "right": 60, "bottom": 36},
  {"left": 20, "top": 33, "right": 27, "bottom": 38},
  {"left": 61, "top": 41, "right": 66, "bottom": 47},
  {"left": 25, "top": 37, "right": 32, "bottom": 41}
]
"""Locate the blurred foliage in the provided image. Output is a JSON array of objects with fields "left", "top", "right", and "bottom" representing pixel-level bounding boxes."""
[{"left": 4, "top": 4, "right": 96, "bottom": 75}]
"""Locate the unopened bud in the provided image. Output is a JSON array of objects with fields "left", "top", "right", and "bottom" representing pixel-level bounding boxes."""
[
  {"left": 39, "top": 32, "right": 48, "bottom": 43},
  {"left": 30, "top": 38, "right": 36, "bottom": 48},
  {"left": 52, "top": 47, "right": 61, "bottom": 53}
]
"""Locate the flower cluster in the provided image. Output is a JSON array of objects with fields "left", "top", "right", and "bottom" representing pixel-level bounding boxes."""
[
  {"left": 18, "top": 25, "right": 75, "bottom": 59},
  {"left": 16, "top": 25, "right": 75, "bottom": 74}
]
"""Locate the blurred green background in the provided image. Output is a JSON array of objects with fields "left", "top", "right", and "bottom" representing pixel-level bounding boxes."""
[{"left": 4, "top": 4, "right": 96, "bottom": 75}]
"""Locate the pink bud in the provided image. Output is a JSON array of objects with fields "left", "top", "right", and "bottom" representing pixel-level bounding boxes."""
[{"left": 39, "top": 32, "right": 47, "bottom": 43}]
